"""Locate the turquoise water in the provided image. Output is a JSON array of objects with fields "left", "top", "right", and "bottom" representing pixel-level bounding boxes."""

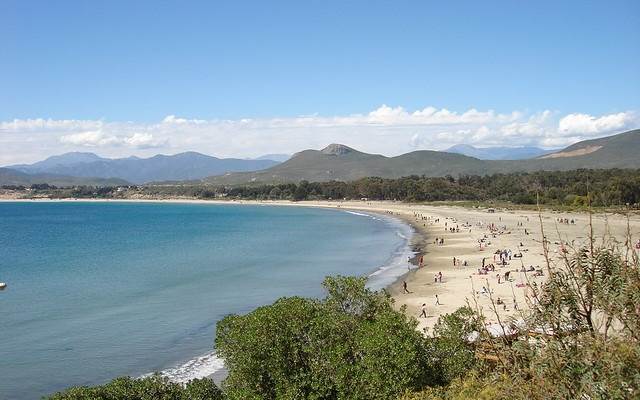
[{"left": 0, "top": 202, "right": 412, "bottom": 399}]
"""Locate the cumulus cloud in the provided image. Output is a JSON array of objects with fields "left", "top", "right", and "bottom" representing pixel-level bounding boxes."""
[
  {"left": 59, "top": 130, "right": 165, "bottom": 148},
  {"left": 559, "top": 112, "right": 633, "bottom": 135},
  {"left": 59, "top": 130, "right": 119, "bottom": 146},
  {"left": 0, "top": 118, "right": 102, "bottom": 132},
  {"left": 161, "top": 115, "right": 207, "bottom": 125},
  {"left": 1, "top": 106, "right": 637, "bottom": 164}
]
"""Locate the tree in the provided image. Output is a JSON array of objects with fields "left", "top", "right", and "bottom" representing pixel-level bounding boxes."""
[
  {"left": 46, "top": 375, "right": 224, "bottom": 400},
  {"left": 215, "top": 276, "right": 435, "bottom": 400},
  {"left": 428, "top": 306, "right": 480, "bottom": 383}
]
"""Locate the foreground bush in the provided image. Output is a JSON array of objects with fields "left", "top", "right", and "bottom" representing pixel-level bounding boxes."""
[
  {"left": 47, "top": 375, "right": 224, "bottom": 400},
  {"left": 215, "top": 276, "right": 437, "bottom": 400},
  {"left": 47, "top": 277, "right": 473, "bottom": 400}
]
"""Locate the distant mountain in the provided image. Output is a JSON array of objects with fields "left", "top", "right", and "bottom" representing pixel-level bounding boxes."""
[
  {"left": 203, "top": 129, "right": 640, "bottom": 185},
  {"left": 7, "top": 152, "right": 280, "bottom": 184},
  {"left": 0, "top": 168, "right": 129, "bottom": 187},
  {"left": 254, "top": 154, "right": 291, "bottom": 162},
  {"left": 10, "top": 152, "right": 107, "bottom": 170},
  {"left": 445, "top": 144, "right": 556, "bottom": 160}
]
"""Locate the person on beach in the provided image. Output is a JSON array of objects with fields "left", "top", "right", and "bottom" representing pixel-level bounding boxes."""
[
  {"left": 419, "top": 303, "right": 427, "bottom": 318},
  {"left": 435, "top": 295, "right": 441, "bottom": 305},
  {"left": 403, "top": 281, "right": 410, "bottom": 294}
]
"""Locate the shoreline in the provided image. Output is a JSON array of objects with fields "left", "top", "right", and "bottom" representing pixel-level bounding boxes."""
[{"left": 3, "top": 198, "right": 639, "bottom": 374}]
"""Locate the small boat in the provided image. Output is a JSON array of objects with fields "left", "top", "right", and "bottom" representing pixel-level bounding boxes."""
[{"left": 0, "top": 282, "right": 6, "bottom": 290}]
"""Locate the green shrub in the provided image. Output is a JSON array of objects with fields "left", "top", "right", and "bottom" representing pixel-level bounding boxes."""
[
  {"left": 46, "top": 375, "right": 224, "bottom": 400},
  {"left": 215, "top": 276, "right": 436, "bottom": 400}
]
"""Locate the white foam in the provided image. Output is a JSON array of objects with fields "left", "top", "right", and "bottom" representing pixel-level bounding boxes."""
[
  {"left": 143, "top": 351, "right": 225, "bottom": 383},
  {"left": 343, "top": 210, "right": 381, "bottom": 220},
  {"left": 366, "top": 220, "right": 416, "bottom": 291}
]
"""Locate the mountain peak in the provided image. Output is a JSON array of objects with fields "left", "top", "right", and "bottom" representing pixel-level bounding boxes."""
[
  {"left": 38, "top": 152, "right": 104, "bottom": 166},
  {"left": 321, "top": 144, "right": 356, "bottom": 156},
  {"left": 446, "top": 144, "right": 476, "bottom": 151}
]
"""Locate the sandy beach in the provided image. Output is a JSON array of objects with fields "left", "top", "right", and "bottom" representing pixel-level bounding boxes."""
[
  {"left": 239, "top": 199, "right": 640, "bottom": 334},
  {"left": 3, "top": 197, "right": 640, "bottom": 335},
  {"left": 291, "top": 200, "right": 640, "bottom": 334}
]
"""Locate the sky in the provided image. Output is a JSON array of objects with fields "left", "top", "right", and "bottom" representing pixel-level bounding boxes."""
[{"left": 1, "top": 0, "right": 639, "bottom": 164}]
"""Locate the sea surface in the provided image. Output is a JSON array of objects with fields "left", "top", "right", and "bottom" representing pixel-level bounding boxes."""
[{"left": 0, "top": 201, "right": 413, "bottom": 399}]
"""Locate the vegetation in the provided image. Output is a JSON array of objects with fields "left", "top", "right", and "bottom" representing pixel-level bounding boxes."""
[
  {"left": 9, "top": 168, "right": 640, "bottom": 209},
  {"left": 215, "top": 276, "right": 439, "bottom": 399},
  {"left": 47, "top": 375, "right": 224, "bottom": 400},
  {"left": 0, "top": 167, "right": 129, "bottom": 187}
]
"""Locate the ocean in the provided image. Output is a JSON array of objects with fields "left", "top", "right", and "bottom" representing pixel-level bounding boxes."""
[{"left": 0, "top": 201, "right": 413, "bottom": 399}]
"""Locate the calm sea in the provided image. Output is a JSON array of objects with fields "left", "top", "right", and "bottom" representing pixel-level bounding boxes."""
[{"left": 0, "top": 201, "right": 412, "bottom": 399}]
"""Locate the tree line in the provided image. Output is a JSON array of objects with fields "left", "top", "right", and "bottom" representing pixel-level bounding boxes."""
[{"left": 10, "top": 168, "right": 640, "bottom": 208}]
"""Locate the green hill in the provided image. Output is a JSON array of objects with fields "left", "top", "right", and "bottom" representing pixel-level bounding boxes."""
[
  {"left": 0, "top": 168, "right": 130, "bottom": 187},
  {"left": 203, "top": 129, "right": 640, "bottom": 185}
]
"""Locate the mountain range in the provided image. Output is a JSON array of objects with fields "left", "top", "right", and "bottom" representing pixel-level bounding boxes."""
[
  {"left": 6, "top": 152, "right": 282, "bottom": 184},
  {"left": 203, "top": 129, "right": 640, "bottom": 185},
  {"left": 445, "top": 144, "right": 556, "bottom": 160},
  {"left": 1, "top": 129, "right": 638, "bottom": 187}
]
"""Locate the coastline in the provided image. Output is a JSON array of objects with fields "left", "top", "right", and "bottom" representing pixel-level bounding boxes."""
[{"left": 3, "top": 198, "right": 639, "bottom": 374}]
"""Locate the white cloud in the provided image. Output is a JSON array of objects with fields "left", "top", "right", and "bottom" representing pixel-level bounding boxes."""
[
  {"left": 123, "top": 133, "right": 166, "bottom": 148},
  {"left": 1, "top": 106, "right": 637, "bottom": 164},
  {"left": 59, "top": 130, "right": 120, "bottom": 146},
  {"left": 161, "top": 115, "right": 207, "bottom": 125},
  {"left": 559, "top": 112, "right": 632, "bottom": 135},
  {"left": 409, "top": 133, "right": 423, "bottom": 148},
  {"left": 0, "top": 118, "right": 102, "bottom": 132},
  {"left": 59, "top": 130, "right": 165, "bottom": 148}
]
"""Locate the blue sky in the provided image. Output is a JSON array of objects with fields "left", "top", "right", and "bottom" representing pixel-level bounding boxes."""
[{"left": 1, "top": 0, "right": 639, "bottom": 163}]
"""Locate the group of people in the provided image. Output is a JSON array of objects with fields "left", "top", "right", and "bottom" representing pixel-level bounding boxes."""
[
  {"left": 408, "top": 212, "right": 547, "bottom": 324},
  {"left": 494, "top": 248, "right": 512, "bottom": 264},
  {"left": 556, "top": 217, "right": 575, "bottom": 224},
  {"left": 452, "top": 256, "right": 467, "bottom": 267},
  {"left": 419, "top": 295, "right": 442, "bottom": 318},
  {"left": 495, "top": 297, "right": 518, "bottom": 311}
]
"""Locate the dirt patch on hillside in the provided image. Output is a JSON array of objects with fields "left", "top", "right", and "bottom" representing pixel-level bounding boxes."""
[{"left": 541, "top": 145, "right": 602, "bottom": 158}]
